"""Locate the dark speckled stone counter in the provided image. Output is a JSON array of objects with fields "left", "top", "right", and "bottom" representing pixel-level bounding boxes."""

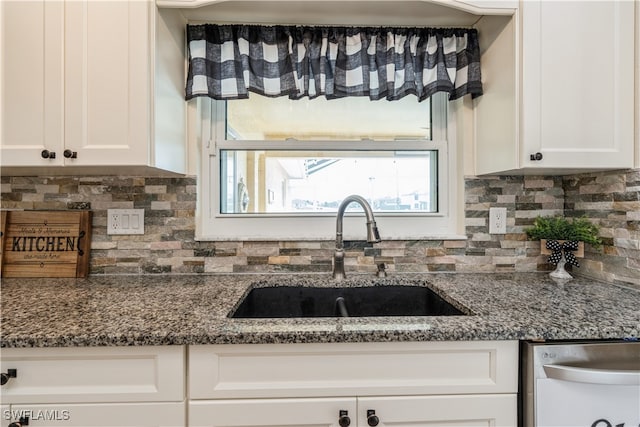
[{"left": 1, "top": 273, "right": 638, "bottom": 347}]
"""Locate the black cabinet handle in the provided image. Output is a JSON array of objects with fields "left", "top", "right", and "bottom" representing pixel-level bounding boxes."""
[
  {"left": 529, "top": 152, "right": 543, "bottom": 161},
  {"left": 338, "top": 410, "right": 351, "bottom": 427},
  {"left": 367, "top": 410, "right": 380, "bottom": 427},
  {"left": 0, "top": 368, "right": 17, "bottom": 385},
  {"left": 8, "top": 416, "right": 29, "bottom": 427},
  {"left": 41, "top": 149, "right": 56, "bottom": 159},
  {"left": 64, "top": 149, "right": 77, "bottom": 159}
]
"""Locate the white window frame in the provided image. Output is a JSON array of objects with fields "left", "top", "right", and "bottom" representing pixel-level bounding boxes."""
[{"left": 196, "top": 93, "right": 462, "bottom": 241}]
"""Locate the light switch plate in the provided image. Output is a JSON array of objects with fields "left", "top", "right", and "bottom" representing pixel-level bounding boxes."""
[
  {"left": 489, "top": 207, "right": 507, "bottom": 234},
  {"left": 107, "top": 209, "right": 145, "bottom": 235}
]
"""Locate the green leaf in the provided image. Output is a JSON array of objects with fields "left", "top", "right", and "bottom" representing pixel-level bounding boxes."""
[{"left": 524, "top": 215, "right": 602, "bottom": 249}]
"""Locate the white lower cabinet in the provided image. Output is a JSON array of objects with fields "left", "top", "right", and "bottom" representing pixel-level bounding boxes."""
[
  {"left": 0, "top": 346, "right": 186, "bottom": 426},
  {"left": 188, "top": 341, "right": 519, "bottom": 427},
  {"left": 189, "top": 395, "right": 516, "bottom": 427},
  {"left": 1, "top": 341, "right": 518, "bottom": 426}
]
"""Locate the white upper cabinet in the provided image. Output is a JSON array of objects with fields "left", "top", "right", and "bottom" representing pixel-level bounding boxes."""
[
  {"left": 475, "top": 0, "right": 636, "bottom": 174},
  {"left": 64, "top": 0, "right": 150, "bottom": 168},
  {"left": 1, "top": 0, "right": 187, "bottom": 175},
  {"left": 0, "top": 1, "right": 65, "bottom": 167},
  {"left": 520, "top": 0, "right": 635, "bottom": 170},
  {"left": 636, "top": 1, "right": 640, "bottom": 169}
]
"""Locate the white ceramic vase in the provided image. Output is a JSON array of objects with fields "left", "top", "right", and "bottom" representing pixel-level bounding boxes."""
[{"left": 549, "top": 253, "right": 573, "bottom": 280}]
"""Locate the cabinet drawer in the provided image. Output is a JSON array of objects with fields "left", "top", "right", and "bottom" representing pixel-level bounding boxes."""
[
  {"left": 358, "top": 394, "right": 517, "bottom": 426},
  {"left": 189, "top": 398, "right": 356, "bottom": 427},
  {"left": 189, "top": 341, "right": 518, "bottom": 399},
  {"left": 1, "top": 346, "right": 185, "bottom": 404},
  {"left": 4, "top": 402, "right": 185, "bottom": 426}
]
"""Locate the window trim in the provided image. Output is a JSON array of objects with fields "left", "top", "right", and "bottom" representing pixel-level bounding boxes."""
[{"left": 196, "top": 94, "right": 463, "bottom": 241}]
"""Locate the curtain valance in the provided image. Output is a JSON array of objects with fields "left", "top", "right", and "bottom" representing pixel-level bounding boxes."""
[{"left": 186, "top": 25, "right": 482, "bottom": 102}]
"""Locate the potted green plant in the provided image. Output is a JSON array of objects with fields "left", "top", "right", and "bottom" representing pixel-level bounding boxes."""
[{"left": 525, "top": 215, "right": 602, "bottom": 279}]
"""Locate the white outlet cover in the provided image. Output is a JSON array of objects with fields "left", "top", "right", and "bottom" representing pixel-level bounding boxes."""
[
  {"left": 107, "top": 209, "right": 145, "bottom": 235},
  {"left": 489, "top": 207, "right": 507, "bottom": 234}
]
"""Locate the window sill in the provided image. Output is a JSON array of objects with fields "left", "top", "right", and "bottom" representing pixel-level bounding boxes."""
[{"left": 194, "top": 234, "right": 469, "bottom": 242}]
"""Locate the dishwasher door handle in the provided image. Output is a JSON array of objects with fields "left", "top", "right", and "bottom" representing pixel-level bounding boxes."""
[{"left": 543, "top": 364, "right": 640, "bottom": 385}]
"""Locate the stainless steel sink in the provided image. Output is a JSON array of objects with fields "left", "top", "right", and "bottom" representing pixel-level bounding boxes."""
[{"left": 229, "top": 284, "right": 468, "bottom": 318}]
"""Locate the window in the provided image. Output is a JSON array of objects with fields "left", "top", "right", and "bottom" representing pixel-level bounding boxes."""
[{"left": 197, "top": 93, "right": 461, "bottom": 241}]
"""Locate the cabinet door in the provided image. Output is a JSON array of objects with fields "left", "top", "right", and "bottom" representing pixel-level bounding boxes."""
[
  {"left": 358, "top": 395, "right": 517, "bottom": 427},
  {"left": 64, "top": 0, "right": 150, "bottom": 166},
  {"left": 189, "top": 341, "right": 518, "bottom": 399},
  {"left": 1, "top": 405, "right": 10, "bottom": 424},
  {"left": 189, "top": 398, "right": 356, "bottom": 427},
  {"left": 0, "top": 346, "right": 184, "bottom": 404},
  {"left": 521, "top": 0, "right": 635, "bottom": 169},
  {"left": 0, "top": 0, "right": 64, "bottom": 166},
  {"left": 5, "top": 403, "right": 184, "bottom": 426}
]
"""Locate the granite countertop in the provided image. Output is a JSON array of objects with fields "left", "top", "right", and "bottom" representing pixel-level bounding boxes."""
[{"left": 1, "top": 272, "right": 639, "bottom": 348}]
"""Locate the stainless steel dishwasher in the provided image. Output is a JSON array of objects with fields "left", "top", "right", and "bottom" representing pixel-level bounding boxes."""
[{"left": 521, "top": 340, "right": 640, "bottom": 427}]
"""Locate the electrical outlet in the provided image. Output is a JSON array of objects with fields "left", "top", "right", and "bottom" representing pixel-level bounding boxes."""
[
  {"left": 107, "top": 209, "right": 145, "bottom": 235},
  {"left": 489, "top": 207, "right": 507, "bottom": 234}
]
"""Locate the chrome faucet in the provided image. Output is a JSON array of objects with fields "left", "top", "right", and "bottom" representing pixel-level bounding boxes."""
[{"left": 332, "top": 195, "right": 381, "bottom": 281}]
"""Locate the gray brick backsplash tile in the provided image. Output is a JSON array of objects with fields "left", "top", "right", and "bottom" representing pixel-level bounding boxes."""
[{"left": 2, "top": 171, "right": 638, "bottom": 285}]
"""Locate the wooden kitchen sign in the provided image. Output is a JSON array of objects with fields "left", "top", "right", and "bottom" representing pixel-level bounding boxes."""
[{"left": 1, "top": 210, "right": 92, "bottom": 278}]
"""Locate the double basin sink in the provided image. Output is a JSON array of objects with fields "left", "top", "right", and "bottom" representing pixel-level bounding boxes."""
[{"left": 230, "top": 281, "right": 468, "bottom": 318}]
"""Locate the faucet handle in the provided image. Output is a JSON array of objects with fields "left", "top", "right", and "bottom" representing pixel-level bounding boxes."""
[
  {"left": 376, "top": 262, "right": 387, "bottom": 278},
  {"left": 332, "top": 249, "right": 346, "bottom": 281}
]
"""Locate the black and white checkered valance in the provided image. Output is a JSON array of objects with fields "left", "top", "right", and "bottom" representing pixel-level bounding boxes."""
[{"left": 186, "top": 25, "right": 482, "bottom": 102}]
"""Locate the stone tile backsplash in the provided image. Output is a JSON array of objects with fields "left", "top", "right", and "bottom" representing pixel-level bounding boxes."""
[
  {"left": 563, "top": 170, "right": 640, "bottom": 286},
  {"left": 1, "top": 170, "right": 638, "bottom": 286}
]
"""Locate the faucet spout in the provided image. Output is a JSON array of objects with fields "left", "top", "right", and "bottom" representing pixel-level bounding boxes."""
[{"left": 333, "top": 195, "right": 381, "bottom": 281}]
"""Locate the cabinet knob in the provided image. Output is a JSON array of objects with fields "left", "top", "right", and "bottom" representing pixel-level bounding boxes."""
[
  {"left": 529, "top": 152, "right": 543, "bottom": 161},
  {"left": 41, "top": 149, "right": 56, "bottom": 159},
  {"left": 64, "top": 149, "right": 78, "bottom": 159},
  {"left": 338, "top": 410, "right": 351, "bottom": 427},
  {"left": 0, "top": 368, "right": 17, "bottom": 385},
  {"left": 8, "top": 417, "right": 29, "bottom": 427},
  {"left": 367, "top": 410, "right": 380, "bottom": 427}
]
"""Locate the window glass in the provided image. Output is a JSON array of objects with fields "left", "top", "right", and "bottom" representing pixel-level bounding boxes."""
[
  {"left": 226, "top": 96, "right": 432, "bottom": 141},
  {"left": 220, "top": 150, "right": 438, "bottom": 214},
  {"left": 220, "top": 94, "right": 438, "bottom": 216}
]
